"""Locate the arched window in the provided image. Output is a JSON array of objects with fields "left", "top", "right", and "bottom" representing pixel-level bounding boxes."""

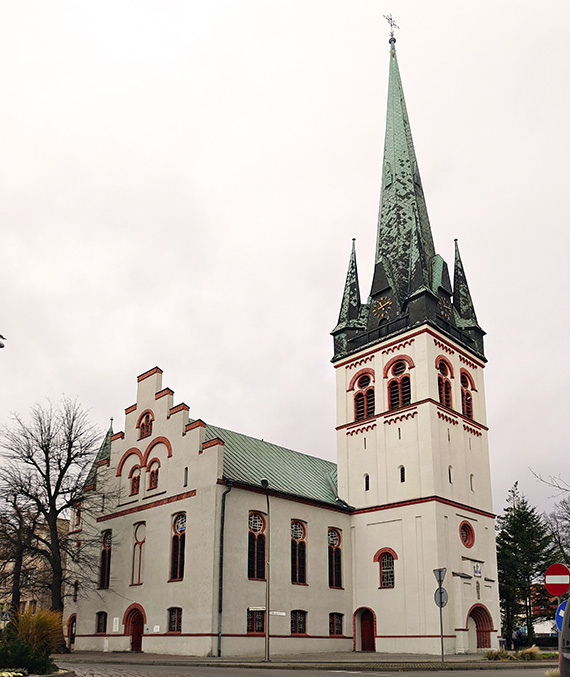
[
  {"left": 374, "top": 547, "right": 398, "bottom": 588},
  {"left": 99, "top": 531, "right": 112, "bottom": 589},
  {"left": 95, "top": 611, "right": 107, "bottom": 634},
  {"left": 291, "top": 521, "right": 306, "bottom": 584},
  {"left": 148, "top": 462, "right": 159, "bottom": 490},
  {"left": 248, "top": 512, "right": 266, "bottom": 580},
  {"left": 399, "top": 466, "right": 406, "bottom": 483},
  {"left": 364, "top": 474, "right": 370, "bottom": 491},
  {"left": 461, "top": 372, "right": 475, "bottom": 419},
  {"left": 354, "top": 374, "right": 375, "bottom": 421},
  {"left": 291, "top": 609, "right": 307, "bottom": 635},
  {"left": 132, "top": 522, "right": 145, "bottom": 585},
  {"left": 138, "top": 412, "right": 153, "bottom": 439},
  {"left": 387, "top": 361, "right": 411, "bottom": 410},
  {"left": 130, "top": 468, "right": 141, "bottom": 496},
  {"left": 170, "top": 513, "right": 186, "bottom": 581},
  {"left": 168, "top": 607, "right": 182, "bottom": 633},
  {"left": 437, "top": 361, "right": 453, "bottom": 408},
  {"left": 329, "top": 613, "right": 343, "bottom": 635},
  {"left": 328, "top": 528, "right": 342, "bottom": 589}
]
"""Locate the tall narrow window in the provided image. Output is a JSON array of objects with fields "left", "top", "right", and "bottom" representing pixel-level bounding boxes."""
[
  {"left": 130, "top": 468, "right": 141, "bottom": 496},
  {"left": 99, "top": 531, "right": 112, "bottom": 589},
  {"left": 148, "top": 462, "right": 159, "bottom": 490},
  {"left": 247, "top": 609, "right": 265, "bottom": 634},
  {"left": 73, "top": 581, "right": 79, "bottom": 603},
  {"left": 437, "top": 361, "right": 453, "bottom": 408},
  {"left": 387, "top": 361, "right": 411, "bottom": 410},
  {"left": 329, "top": 613, "right": 343, "bottom": 635},
  {"left": 328, "top": 528, "right": 342, "bottom": 588},
  {"left": 183, "top": 467, "right": 188, "bottom": 487},
  {"left": 168, "top": 607, "right": 182, "bottom": 633},
  {"left": 139, "top": 412, "right": 153, "bottom": 439},
  {"left": 248, "top": 512, "right": 266, "bottom": 580},
  {"left": 291, "top": 610, "right": 307, "bottom": 635},
  {"left": 291, "top": 521, "right": 306, "bottom": 584},
  {"left": 364, "top": 474, "right": 370, "bottom": 491},
  {"left": 170, "top": 513, "right": 186, "bottom": 581},
  {"left": 399, "top": 466, "right": 406, "bottom": 483},
  {"left": 461, "top": 373, "right": 474, "bottom": 419},
  {"left": 354, "top": 374, "right": 375, "bottom": 421},
  {"left": 470, "top": 474, "right": 475, "bottom": 491},
  {"left": 132, "top": 522, "right": 145, "bottom": 585},
  {"left": 448, "top": 465, "right": 453, "bottom": 484},
  {"left": 75, "top": 503, "right": 82, "bottom": 528},
  {"left": 95, "top": 611, "right": 107, "bottom": 634}
]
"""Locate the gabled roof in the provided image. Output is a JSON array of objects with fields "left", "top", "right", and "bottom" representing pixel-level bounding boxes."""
[{"left": 204, "top": 423, "right": 347, "bottom": 509}]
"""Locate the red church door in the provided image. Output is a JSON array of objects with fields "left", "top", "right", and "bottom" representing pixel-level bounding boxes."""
[
  {"left": 127, "top": 609, "right": 144, "bottom": 652},
  {"left": 360, "top": 609, "right": 375, "bottom": 651}
]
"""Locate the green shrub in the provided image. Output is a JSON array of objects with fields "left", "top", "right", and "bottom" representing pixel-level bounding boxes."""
[
  {"left": 544, "top": 669, "right": 560, "bottom": 677},
  {"left": 519, "top": 644, "right": 541, "bottom": 660},
  {"left": 0, "top": 636, "right": 55, "bottom": 674},
  {"left": 486, "top": 648, "right": 516, "bottom": 660}
]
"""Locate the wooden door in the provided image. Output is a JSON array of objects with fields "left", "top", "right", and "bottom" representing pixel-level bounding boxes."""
[
  {"left": 361, "top": 609, "right": 375, "bottom": 651},
  {"left": 130, "top": 610, "right": 144, "bottom": 652}
]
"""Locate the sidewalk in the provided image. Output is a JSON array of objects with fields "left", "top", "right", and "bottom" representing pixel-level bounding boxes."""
[{"left": 57, "top": 649, "right": 560, "bottom": 671}]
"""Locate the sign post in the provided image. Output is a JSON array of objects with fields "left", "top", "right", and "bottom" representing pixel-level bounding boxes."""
[{"left": 433, "top": 568, "right": 447, "bottom": 664}]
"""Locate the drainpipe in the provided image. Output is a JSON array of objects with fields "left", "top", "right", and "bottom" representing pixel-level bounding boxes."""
[{"left": 217, "top": 480, "right": 233, "bottom": 657}]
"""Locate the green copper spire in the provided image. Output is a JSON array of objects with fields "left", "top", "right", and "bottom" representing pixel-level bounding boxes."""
[
  {"left": 375, "top": 38, "right": 435, "bottom": 303},
  {"left": 84, "top": 420, "right": 114, "bottom": 489},
  {"left": 333, "top": 239, "right": 363, "bottom": 332},
  {"left": 452, "top": 239, "right": 478, "bottom": 327}
]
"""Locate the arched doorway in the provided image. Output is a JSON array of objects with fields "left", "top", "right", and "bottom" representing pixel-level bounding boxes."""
[
  {"left": 466, "top": 604, "right": 493, "bottom": 650},
  {"left": 353, "top": 607, "right": 376, "bottom": 652},
  {"left": 67, "top": 614, "right": 76, "bottom": 651},
  {"left": 124, "top": 605, "right": 146, "bottom": 652}
]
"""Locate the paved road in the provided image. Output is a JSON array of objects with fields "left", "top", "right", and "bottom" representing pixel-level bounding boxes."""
[{"left": 57, "top": 664, "right": 554, "bottom": 677}]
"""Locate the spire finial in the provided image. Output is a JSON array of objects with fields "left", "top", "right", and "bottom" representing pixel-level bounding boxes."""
[{"left": 383, "top": 13, "right": 399, "bottom": 43}]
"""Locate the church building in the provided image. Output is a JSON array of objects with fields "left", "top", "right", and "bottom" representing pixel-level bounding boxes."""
[{"left": 65, "top": 35, "right": 500, "bottom": 656}]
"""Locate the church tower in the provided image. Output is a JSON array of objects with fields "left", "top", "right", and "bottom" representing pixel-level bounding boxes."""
[{"left": 332, "top": 34, "right": 500, "bottom": 654}]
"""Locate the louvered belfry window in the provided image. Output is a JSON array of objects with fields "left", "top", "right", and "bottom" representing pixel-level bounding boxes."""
[
  {"left": 354, "top": 373, "right": 375, "bottom": 421},
  {"left": 461, "top": 373, "right": 474, "bottom": 419},
  {"left": 437, "top": 361, "right": 453, "bottom": 409},
  {"left": 248, "top": 512, "right": 266, "bottom": 580},
  {"left": 388, "top": 360, "right": 411, "bottom": 409}
]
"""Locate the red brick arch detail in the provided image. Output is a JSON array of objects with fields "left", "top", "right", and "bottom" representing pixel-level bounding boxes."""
[
  {"left": 128, "top": 465, "right": 141, "bottom": 479},
  {"left": 464, "top": 603, "right": 495, "bottom": 648},
  {"left": 348, "top": 368, "right": 375, "bottom": 392},
  {"left": 116, "top": 448, "right": 143, "bottom": 477},
  {"left": 435, "top": 355, "right": 455, "bottom": 378},
  {"left": 383, "top": 355, "right": 415, "bottom": 379},
  {"left": 122, "top": 602, "right": 147, "bottom": 627},
  {"left": 142, "top": 436, "right": 173, "bottom": 465},
  {"left": 372, "top": 547, "right": 398, "bottom": 562},
  {"left": 136, "top": 409, "right": 155, "bottom": 430},
  {"left": 352, "top": 606, "right": 377, "bottom": 652},
  {"left": 460, "top": 369, "right": 477, "bottom": 391},
  {"left": 145, "top": 457, "right": 161, "bottom": 472}
]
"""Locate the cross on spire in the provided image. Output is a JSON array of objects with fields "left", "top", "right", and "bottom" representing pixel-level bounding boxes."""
[{"left": 383, "top": 13, "right": 399, "bottom": 41}]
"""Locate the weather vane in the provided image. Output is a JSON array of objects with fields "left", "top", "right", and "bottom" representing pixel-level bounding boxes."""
[{"left": 383, "top": 14, "right": 400, "bottom": 40}]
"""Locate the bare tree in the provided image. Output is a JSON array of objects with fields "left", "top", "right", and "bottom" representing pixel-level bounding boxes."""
[{"left": 0, "top": 397, "right": 101, "bottom": 613}]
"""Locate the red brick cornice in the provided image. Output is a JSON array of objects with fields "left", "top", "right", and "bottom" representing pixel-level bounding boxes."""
[
  {"left": 352, "top": 495, "right": 495, "bottom": 519},
  {"left": 97, "top": 489, "right": 196, "bottom": 522},
  {"left": 137, "top": 366, "right": 163, "bottom": 382}
]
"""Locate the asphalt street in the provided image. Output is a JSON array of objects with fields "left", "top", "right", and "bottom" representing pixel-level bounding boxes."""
[{"left": 57, "top": 664, "right": 554, "bottom": 677}]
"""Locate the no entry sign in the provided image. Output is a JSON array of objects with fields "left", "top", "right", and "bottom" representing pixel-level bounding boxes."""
[{"left": 544, "top": 563, "right": 570, "bottom": 596}]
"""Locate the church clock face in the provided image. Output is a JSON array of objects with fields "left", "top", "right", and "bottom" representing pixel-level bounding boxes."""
[
  {"left": 372, "top": 296, "right": 393, "bottom": 319},
  {"left": 438, "top": 295, "right": 452, "bottom": 320}
]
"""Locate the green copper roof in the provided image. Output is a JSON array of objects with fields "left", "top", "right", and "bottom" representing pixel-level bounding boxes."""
[
  {"left": 84, "top": 422, "right": 113, "bottom": 488},
  {"left": 332, "top": 239, "right": 364, "bottom": 334},
  {"left": 205, "top": 423, "right": 344, "bottom": 508},
  {"left": 453, "top": 239, "right": 479, "bottom": 328},
  {"left": 376, "top": 39, "right": 435, "bottom": 302}
]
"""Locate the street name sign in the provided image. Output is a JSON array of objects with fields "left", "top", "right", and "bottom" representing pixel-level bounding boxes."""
[{"left": 545, "top": 563, "right": 570, "bottom": 596}]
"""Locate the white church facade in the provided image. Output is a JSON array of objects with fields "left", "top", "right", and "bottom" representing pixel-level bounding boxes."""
[{"left": 65, "top": 36, "right": 500, "bottom": 656}]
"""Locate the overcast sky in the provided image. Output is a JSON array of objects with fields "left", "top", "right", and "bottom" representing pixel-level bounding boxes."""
[{"left": 1, "top": 1, "right": 569, "bottom": 516}]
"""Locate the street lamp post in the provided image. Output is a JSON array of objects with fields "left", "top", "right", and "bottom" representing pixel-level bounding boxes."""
[{"left": 261, "top": 479, "right": 270, "bottom": 662}]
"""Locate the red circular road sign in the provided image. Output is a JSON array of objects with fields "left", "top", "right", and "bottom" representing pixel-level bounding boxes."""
[{"left": 544, "top": 563, "right": 570, "bottom": 596}]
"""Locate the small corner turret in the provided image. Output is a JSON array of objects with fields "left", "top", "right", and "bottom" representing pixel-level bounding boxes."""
[{"left": 332, "top": 36, "right": 484, "bottom": 362}]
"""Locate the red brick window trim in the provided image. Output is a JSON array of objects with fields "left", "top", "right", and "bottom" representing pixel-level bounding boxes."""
[
  {"left": 247, "top": 609, "right": 265, "bottom": 634},
  {"left": 170, "top": 513, "right": 186, "bottom": 581},
  {"left": 328, "top": 528, "right": 342, "bottom": 589},
  {"left": 137, "top": 410, "right": 154, "bottom": 440},
  {"left": 291, "top": 609, "right": 307, "bottom": 635},
  {"left": 99, "top": 531, "right": 112, "bottom": 589},
  {"left": 459, "top": 520, "right": 475, "bottom": 548},
  {"left": 387, "top": 360, "right": 411, "bottom": 410},
  {"left": 248, "top": 512, "right": 266, "bottom": 581},
  {"left": 167, "top": 607, "right": 182, "bottom": 633},
  {"left": 329, "top": 612, "right": 343, "bottom": 635},
  {"left": 291, "top": 520, "right": 307, "bottom": 585}
]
